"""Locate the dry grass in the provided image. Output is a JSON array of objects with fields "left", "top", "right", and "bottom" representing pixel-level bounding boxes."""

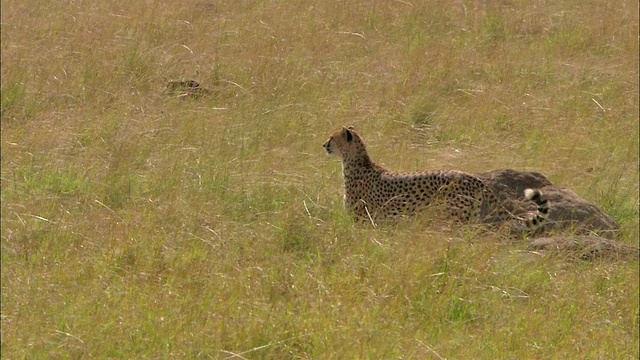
[{"left": 2, "top": 0, "right": 638, "bottom": 358}]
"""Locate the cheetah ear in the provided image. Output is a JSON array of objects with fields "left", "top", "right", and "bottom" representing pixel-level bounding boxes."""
[{"left": 343, "top": 127, "right": 353, "bottom": 142}]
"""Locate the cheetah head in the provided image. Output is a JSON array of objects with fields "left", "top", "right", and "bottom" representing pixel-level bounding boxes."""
[{"left": 323, "top": 126, "right": 367, "bottom": 162}]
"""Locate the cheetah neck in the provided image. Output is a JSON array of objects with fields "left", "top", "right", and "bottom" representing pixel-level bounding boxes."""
[
  {"left": 341, "top": 149, "right": 371, "bottom": 169},
  {"left": 342, "top": 157, "right": 385, "bottom": 180},
  {"left": 341, "top": 159, "right": 386, "bottom": 210}
]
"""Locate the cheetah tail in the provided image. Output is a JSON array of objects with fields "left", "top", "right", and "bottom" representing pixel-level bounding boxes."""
[{"left": 523, "top": 188, "right": 548, "bottom": 230}]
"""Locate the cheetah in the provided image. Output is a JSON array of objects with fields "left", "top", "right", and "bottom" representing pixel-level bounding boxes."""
[
  {"left": 164, "top": 80, "right": 212, "bottom": 99},
  {"left": 323, "top": 126, "right": 548, "bottom": 230}
]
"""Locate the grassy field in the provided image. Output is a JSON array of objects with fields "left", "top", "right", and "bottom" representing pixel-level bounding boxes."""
[{"left": 1, "top": 0, "right": 638, "bottom": 358}]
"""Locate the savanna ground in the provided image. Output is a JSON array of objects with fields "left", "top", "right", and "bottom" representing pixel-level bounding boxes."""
[{"left": 1, "top": 0, "right": 638, "bottom": 358}]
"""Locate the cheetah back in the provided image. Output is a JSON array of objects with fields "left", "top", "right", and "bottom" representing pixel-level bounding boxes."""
[{"left": 352, "top": 170, "right": 499, "bottom": 222}]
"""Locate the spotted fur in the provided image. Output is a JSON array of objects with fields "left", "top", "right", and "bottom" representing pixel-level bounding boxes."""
[{"left": 323, "top": 126, "right": 548, "bottom": 229}]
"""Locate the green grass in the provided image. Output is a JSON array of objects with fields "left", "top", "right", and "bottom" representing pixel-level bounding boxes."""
[{"left": 2, "top": 0, "right": 638, "bottom": 358}]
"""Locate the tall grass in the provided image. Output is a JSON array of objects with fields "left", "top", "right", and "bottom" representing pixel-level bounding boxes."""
[{"left": 2, "top": 0, "right": 638, "bottom": 358}]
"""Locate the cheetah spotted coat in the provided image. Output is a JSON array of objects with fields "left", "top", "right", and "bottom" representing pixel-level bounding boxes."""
[{"left": 323, "top": 126, "right": 548, "bottom": 229}]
